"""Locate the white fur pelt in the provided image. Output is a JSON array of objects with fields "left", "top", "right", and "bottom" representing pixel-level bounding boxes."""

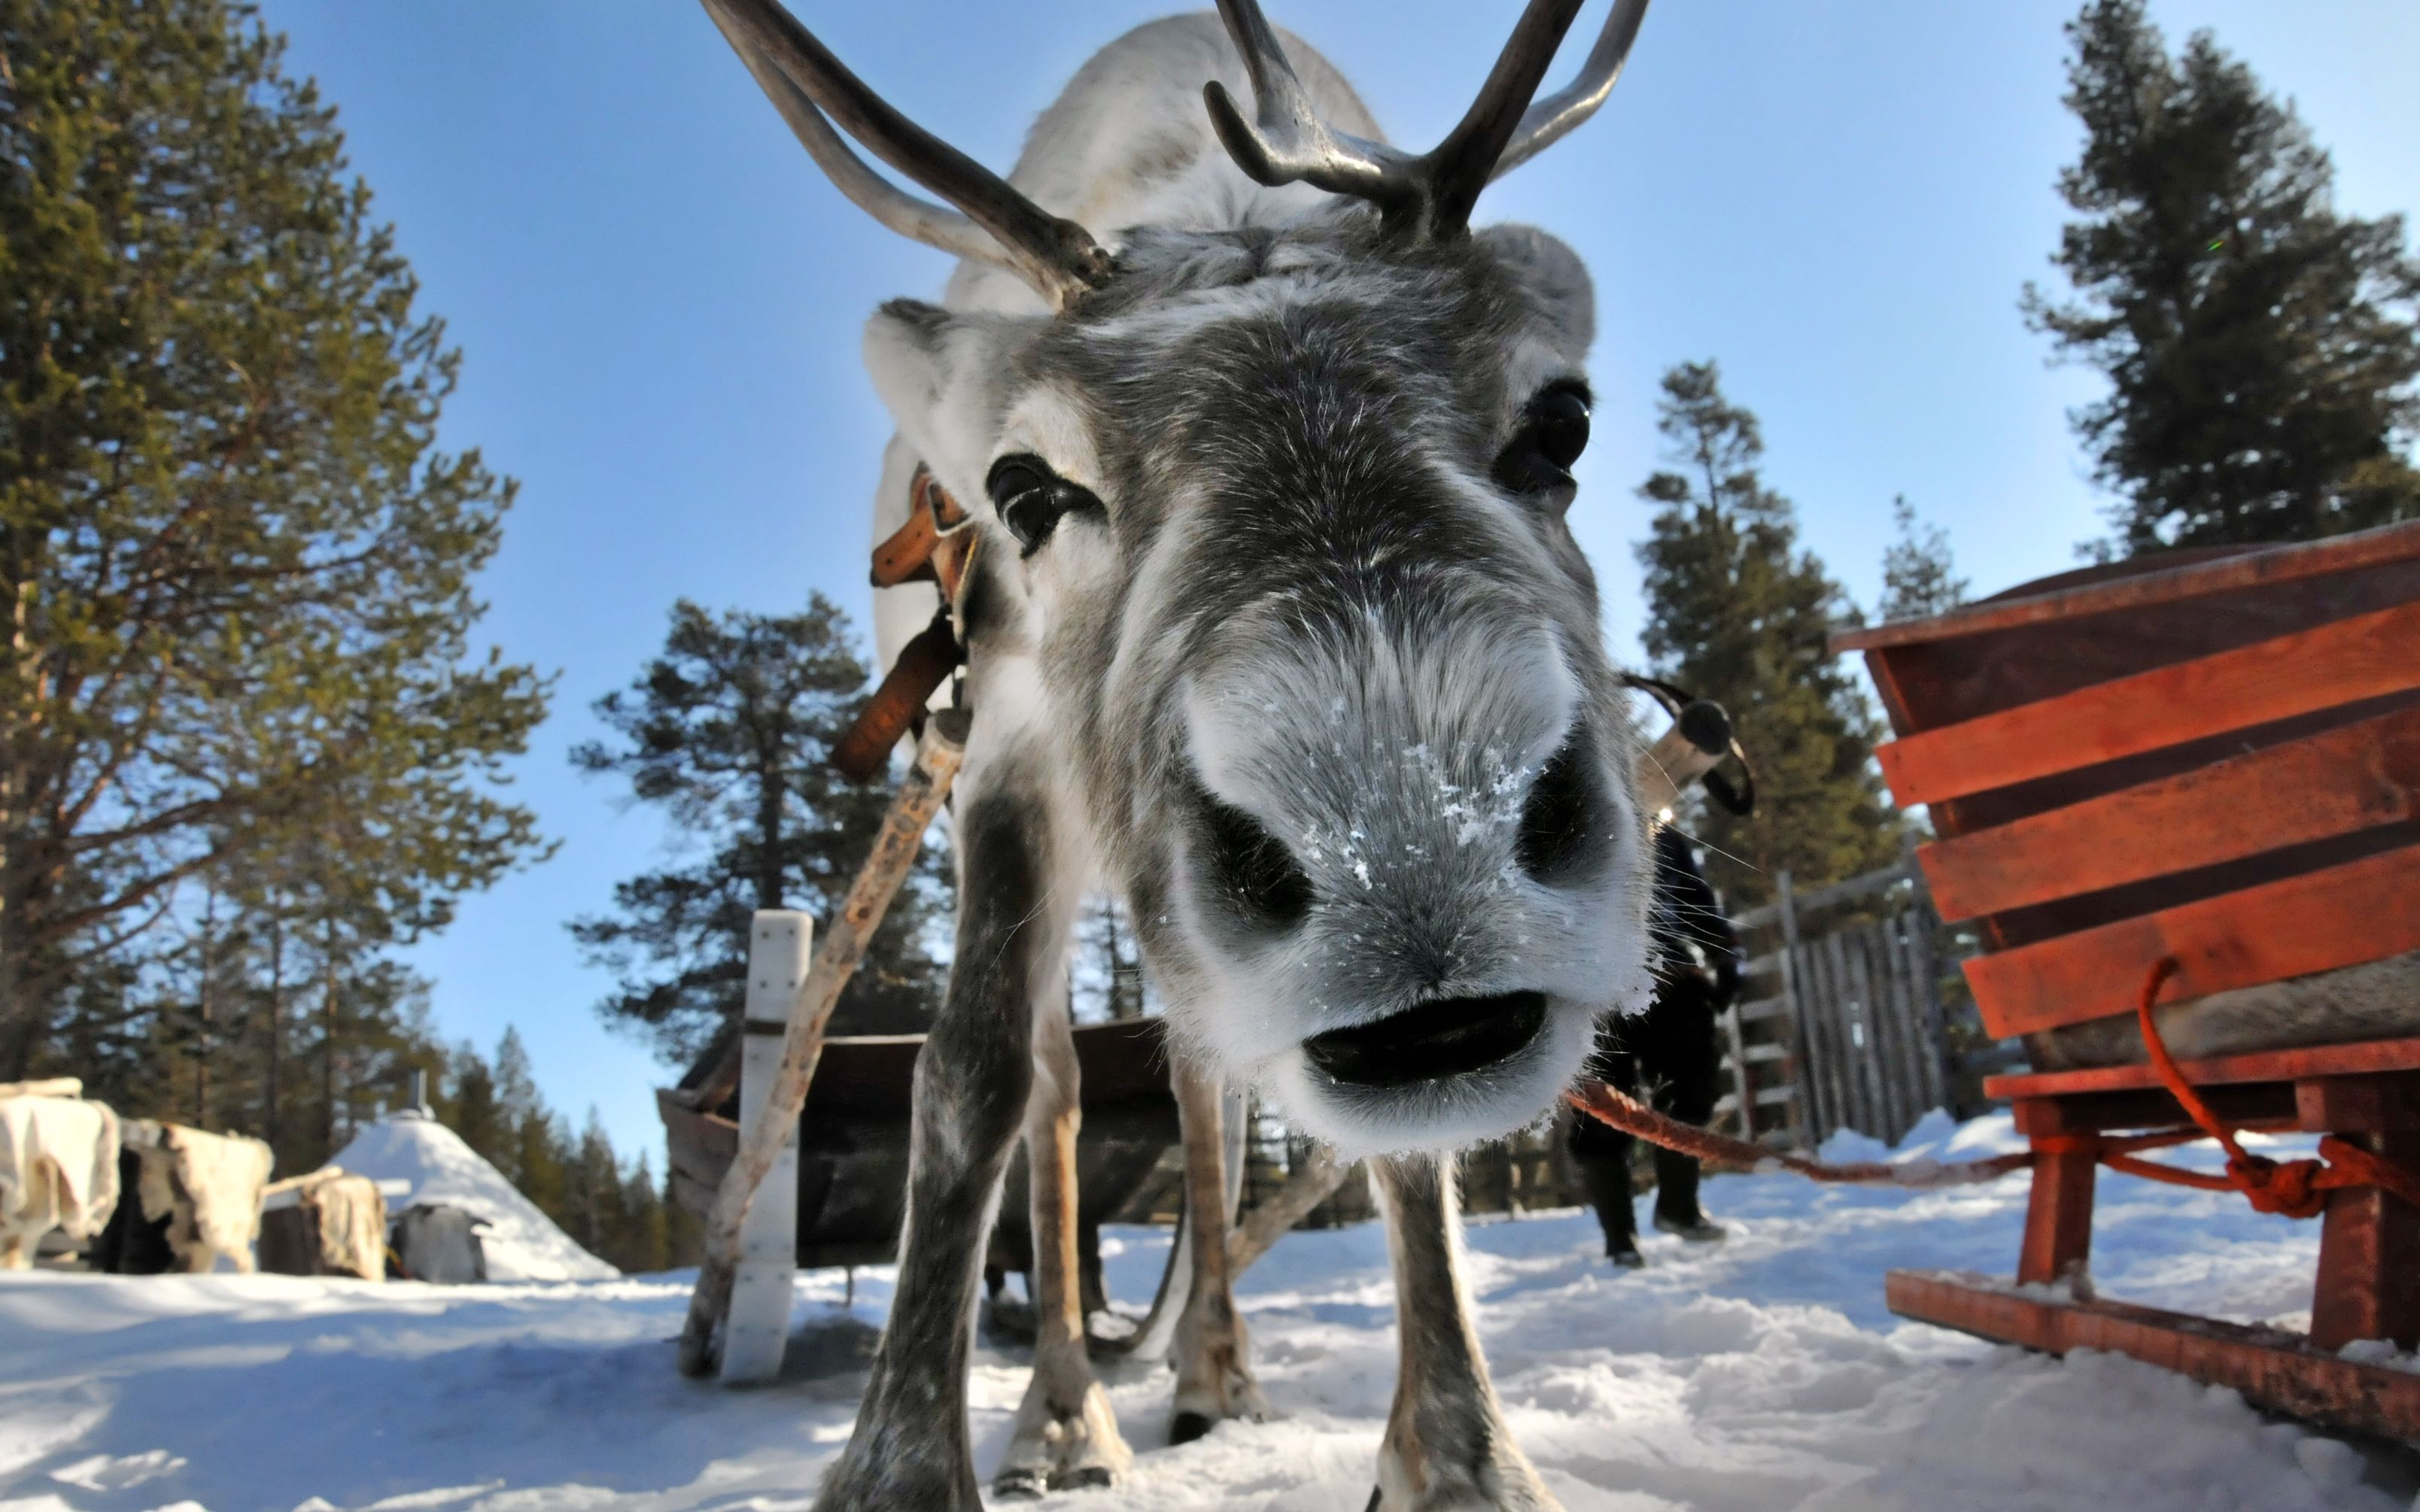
[
  {"left": 0, "top": 1092, "right": 122, "bottom": 1268},
  {"left": 125, "top": 1120, "right": 275, "bottom": 1274},
  {"left": 261, "top": 1167, "right": 388, "bottom": 1280}
]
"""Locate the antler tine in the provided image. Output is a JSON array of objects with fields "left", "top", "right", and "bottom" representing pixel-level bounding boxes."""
[
  {"left": 1202, "top": 0, "right": 1424, "bottom": 226},
  {"left": 701, "top": 2, "right": 1008, "bottom": 281},
  {"left": 699, "top": 0, "right": 1113, "bottom": 307},
  {"left": 1421, "top": 0, "right": 1589, "bottom": 232},
  {"left": 1208, "top": 0, "right": 1632, "bottom": 241},
  {"left": 1490, "top": 0, "right": 1652, "bottom": 182}
]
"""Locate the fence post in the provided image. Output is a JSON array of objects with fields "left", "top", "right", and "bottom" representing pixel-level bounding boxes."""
[
  {"left": 1902, "top": 841, "right": 1953, "bottom": 1111},
  {"left": 719, "top": 909, "right": 811, "bottom": 1386},
  {"left": 1721, "top": 1002, "right": 1755, "bottom": 1141},
  {"left": 1777, "top": 870, "right": 1816, "bottom": 1147}
]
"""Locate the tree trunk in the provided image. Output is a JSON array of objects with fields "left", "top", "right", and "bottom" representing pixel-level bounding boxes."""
[
  {"left": 196, "top": 888, "right": 216, "bottom": 1128},
  {"left": 752, "top": 735, "right": 786, "bottom": 912},
  {"left": 265, "top": 906, "right": 285, "bottom": 1152},
  {"left": 321, "top": 922, "right": 339, "bottom": 1152}
]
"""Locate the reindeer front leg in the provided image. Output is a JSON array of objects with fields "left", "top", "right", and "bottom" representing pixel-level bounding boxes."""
[
  {"left": 993, "top": 995, "right": 1133, "bottom": 1497},
  {"left": 1169, "top": 1057, "right": 1271, "bottom": 1444},
  {"left": 1370, "top": 1155, "right": 1557, "bottom": 1512},
  {"left": 813, "top": 782, "right": 1070, "bottom": 1512}
]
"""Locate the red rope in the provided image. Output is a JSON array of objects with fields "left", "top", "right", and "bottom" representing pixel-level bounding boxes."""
[
  {"left": 1565, "top": 955, "right": 2420, "bottom": 1214},
  {"left": 1563, "top": 1082, "right": 2034, "bottom": 1189},
  {"left": 2100, "top": 957, "right": 2420, "bottom": 1219}
]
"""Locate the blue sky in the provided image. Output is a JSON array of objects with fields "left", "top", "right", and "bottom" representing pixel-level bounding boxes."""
[{"left": 248, "top": 2, "right": 2420, "bottom": 1158}]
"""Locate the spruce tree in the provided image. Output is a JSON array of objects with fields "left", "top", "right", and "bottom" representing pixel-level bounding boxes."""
[
  {"left": 1634, "top": 362, "right": 1905, "bottom": 906},
  {"left": 569, "top": 596, "right": 950, "bottom": 1062},
  {"left": 0, "top": 0, "right": 550, "bottom": 1076},
  {"left": 2026, "top": 0, "right": 2420, "bottom": 554},
  {"left": 1879, "top": 496, "right": 1969, "bottom": 624}
]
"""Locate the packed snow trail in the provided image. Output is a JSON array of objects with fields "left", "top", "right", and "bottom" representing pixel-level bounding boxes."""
[{"left": 1, "top": 1113, "right": 2411, "bottom": 1510}]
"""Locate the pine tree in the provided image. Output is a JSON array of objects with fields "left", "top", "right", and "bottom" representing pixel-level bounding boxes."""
[
  {"left": 2025, "top": 0, "right": 2420, "bottom": 555},
  {"left": 1071, "top": 895, "right": 1147, "bottom": 1022},
  {"left": 1634, "top": 362, "right": 1905, "bottom": 906},
  {"left": 661, "top": 1159, "right": 702, "bottom": 1269},
  {"left": 569, "top": 596, "right": 950, "bottom": 1063},
  {"left": 569, "top": 1110, "right": 626, "bottom": 1260},
  {"left": 447, "top": 1043, "right": 507, "bottom": 1173},
  {"left": 0, "top": 0, "right": 551, "bottom": 1076},
  {"left": 1878, "top": 496, "right": 1970, "bottom": 624},
  {"left": 615, "top": 1154, "right": 670, "bottom": 1274}
]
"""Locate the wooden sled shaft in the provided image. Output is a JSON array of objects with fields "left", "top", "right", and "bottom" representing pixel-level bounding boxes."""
[{"left": 678, "top": 709, "right": 969, "bottom": 1377}]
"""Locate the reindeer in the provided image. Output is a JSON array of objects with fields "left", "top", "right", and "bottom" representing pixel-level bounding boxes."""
[{"left": 699, "top": 2, "right": 1658, "bottom": 1506}]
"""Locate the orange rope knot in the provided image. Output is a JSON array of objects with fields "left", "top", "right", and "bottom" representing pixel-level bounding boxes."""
[{"left": 2114, "top": 956, "right": 2420, "bottom": 1219}]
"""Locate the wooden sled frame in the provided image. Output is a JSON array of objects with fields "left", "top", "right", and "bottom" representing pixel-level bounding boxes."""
[
  {"left": 1838, "top": 520, "right": 2420, "bottom": 1447},
  {"left": 1887, "top": 1038, "right": 2420, "bottom": 1444}
]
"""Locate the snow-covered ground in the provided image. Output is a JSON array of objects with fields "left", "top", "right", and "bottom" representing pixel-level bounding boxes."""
[{"left": 3, "top": 1112, "right": 2413, "bottom": 1511}]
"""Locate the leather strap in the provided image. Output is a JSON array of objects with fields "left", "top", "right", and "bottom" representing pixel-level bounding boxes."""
[{"left": 834, "top": 465, "right": 975, "bottom": 779}]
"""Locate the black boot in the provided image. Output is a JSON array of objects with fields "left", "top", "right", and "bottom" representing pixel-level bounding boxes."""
[
  {"left": 1649, "top": 1148, "right": 1724, "bottom": 1243},
  {"left": 1578, "top": 1146, "right": 1645, "bottom": 1268}
]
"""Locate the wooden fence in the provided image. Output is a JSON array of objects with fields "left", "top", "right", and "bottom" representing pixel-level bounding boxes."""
[{"left": 1716, "top": 855, "right": 1993, "bottom": 1149}]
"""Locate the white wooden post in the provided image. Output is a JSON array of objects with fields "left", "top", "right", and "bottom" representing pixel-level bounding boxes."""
[{"left": 719, "top": 909, "right": 810, "bottom": 1386}]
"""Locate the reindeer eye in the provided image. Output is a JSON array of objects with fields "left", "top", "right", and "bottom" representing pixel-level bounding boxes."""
[
  {"left": 986, "top": 454, "right": 1099, "bottom": 557},
  {"left": 1494, "top": 382, "right": 1591, "bottom": 500}
]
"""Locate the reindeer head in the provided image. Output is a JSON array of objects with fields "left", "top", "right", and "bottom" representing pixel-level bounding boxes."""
[{"left": 707, "top": 0, "right": 1658, "bottom": 1155}]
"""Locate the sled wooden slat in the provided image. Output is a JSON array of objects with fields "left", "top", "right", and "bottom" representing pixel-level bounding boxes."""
[
  {"left": 1920, "top": 703, "right": 2420, "bottom": 924},
  {"left": 1960, "top": 843, "right": 2420, "bottom": 1040},
  {"left": 1836, "top": 521, "right": 2420, "bottom": 655},
  {"left": 1886, "top": 1271, "right": 2420, "bottom": 1445},
  {"left": 1875, "top": 599, "right": 2420, "bottom": 809},
  {"left": 1983, "top": 1036, "right": 2420, "bottom": 1102}
]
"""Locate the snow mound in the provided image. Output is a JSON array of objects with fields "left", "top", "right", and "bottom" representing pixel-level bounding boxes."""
[{"left": 329, "top": 1113, "right": 615, "bottom": 1283}]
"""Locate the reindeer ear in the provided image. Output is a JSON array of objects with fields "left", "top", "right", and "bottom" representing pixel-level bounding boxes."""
[
  {"left": 1476, "top": 224, "right": 1595, "bottom": 359},
  {"left": 863, "top": 300, "right": 1023, "bottom": 489},
  {"left": 863, "top": 299, "right": 957, "bottom": 432}
]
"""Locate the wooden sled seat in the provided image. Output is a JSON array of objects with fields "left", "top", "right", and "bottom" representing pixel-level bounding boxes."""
[
  {"left": 660, "top": 1016, "right": 1178, "bottom": 1269},
  {"left": 1836, "top": 520, "right": 2420, "bottom": 1444}
]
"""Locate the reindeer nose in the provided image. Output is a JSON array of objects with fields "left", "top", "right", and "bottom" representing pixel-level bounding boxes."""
[{"left": 1302, "top": 991, "right": 1549, "bottom": 1088}]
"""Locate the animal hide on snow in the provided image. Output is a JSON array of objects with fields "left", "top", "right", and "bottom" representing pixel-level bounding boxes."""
[
  {"left": 258, "top": 1168, "right": 388, "bottom": 1280},
  {"left": 0, "top": 1078, "right": 87, "bottom": 1101},
  {"left": 391, "top": 1202, "right": 487, "bottom": 1284},
  {"left": 123, "top": 1121, "right": 275, "bottom": 1274},
  {"left": 0, "top": 1093, "right": 122, "bottom": 1268}
]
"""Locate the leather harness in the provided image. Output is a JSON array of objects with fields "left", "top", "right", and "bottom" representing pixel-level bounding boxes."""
[{"left": 831, "top": 465, "right": 977, "bottom": 781}]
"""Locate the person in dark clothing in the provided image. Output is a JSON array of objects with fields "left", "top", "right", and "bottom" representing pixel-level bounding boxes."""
[{"left": 1568, "top": 824, "right": 1741, "bottom": 1267}]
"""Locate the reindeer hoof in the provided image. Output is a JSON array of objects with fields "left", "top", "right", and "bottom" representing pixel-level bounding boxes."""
[
  {"left": 1168, "top": 1410, "right": 1217, "bottom": 1445},
  {"left": 1053, "top": 1466, "right": 1117, "bottom": 1491},
  {"left": 1607, "top": 1243, "right": 1645, "bottom": 1269}
]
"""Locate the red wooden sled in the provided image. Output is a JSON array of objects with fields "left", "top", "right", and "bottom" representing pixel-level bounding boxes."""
[{"left": 1837, "top": 520, "right": 2420, "bottom": 1444}]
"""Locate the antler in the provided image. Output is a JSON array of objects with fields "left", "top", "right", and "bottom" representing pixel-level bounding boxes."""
[
  {"left": 699, "top": 0, "right": 1114, "bottom": 307},
  {"left": 1492, "top": 0, "right": 1652, "bottom": 181},
  {"left": 1204, "top": 0, "right": 1651, "bottom": 241}
]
